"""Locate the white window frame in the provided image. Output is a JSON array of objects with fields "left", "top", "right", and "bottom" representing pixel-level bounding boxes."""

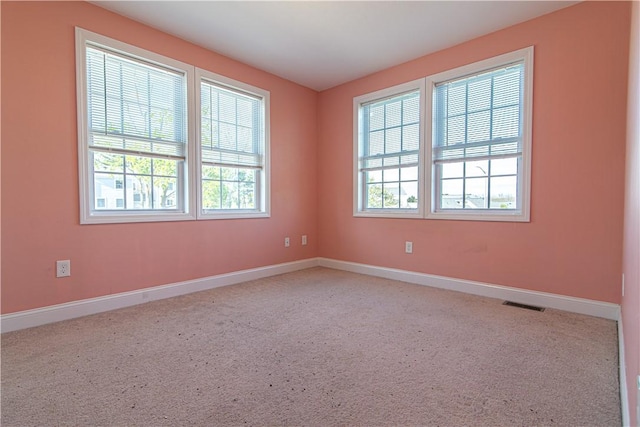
[
  {"left": 352, "top": 47, "right": 533, "bottom": 222},
  {"left": 425, "top": 46, "right": 533, "bottom": 222},
  {"left": 76, "top": 28, "right": 271, "bottom": 224},
  {"left": 353, "top": 79, "right": 426, "bottom": 218},
  {"left": 195, "top": 69, "right": 270, "bottom": 220},
  {"left": 76, "top": 28, "right": 196, "bottom": 224}
]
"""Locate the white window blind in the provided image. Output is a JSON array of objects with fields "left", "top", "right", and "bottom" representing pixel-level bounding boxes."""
[
  {"left": 199, "top": 75, "right": 268, "bottom": 215},
  {"left": 361, "top": 91, "right": 420, "bottom": 173},
  {"left": 200, "top": 81, "right": 263, "bottom": 169},
  {"left": 432, "top": 62, "right": 523, "bottom": 164},
  {"left": 85, "top": 46, "right": 187, "bottom": 159}
]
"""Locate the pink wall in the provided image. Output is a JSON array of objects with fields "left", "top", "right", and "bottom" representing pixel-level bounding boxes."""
[
  {"left": 0, "top": 2, "right": 318, "bottom": 314},
  {"left": 317, "top": 1, "right": 630, "bottom": 304},
  {"left": 0, "top": 3, "right": 632, "bottom": 312},
  {"left": 622, "top": 1, "right": 640, "bottom": 425}
]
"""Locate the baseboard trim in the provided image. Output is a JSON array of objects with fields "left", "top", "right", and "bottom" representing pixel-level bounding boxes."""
[
  {"left": 619, "top": 316, "right": 631, "bottom": 426},
  {"left": 1, "top": 258, "right": 320, "bottom": 333},
  {"left": 3, "top": 257, "right": 621, "bottom": 333},
  {"left": 318, "top": 258, "right": 621, "bottom": 320}
]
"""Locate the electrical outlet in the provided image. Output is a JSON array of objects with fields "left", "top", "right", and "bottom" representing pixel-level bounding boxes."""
[
  {"left": 405, "top": 241, "right": 413, "bottom": 254},
  {"left": 302, "top": 235, "right": 308, "bottom": 245},
  {"left": 56, "top": 260, "right": 71, "bottom": 278},
  {"left": 284, "top": 237, "right": 290, "bottom": 247}
]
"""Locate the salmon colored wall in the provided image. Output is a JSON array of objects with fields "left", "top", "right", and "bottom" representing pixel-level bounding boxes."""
[
  {"left": 1, "top": 2, "right": 318, "bottom": 314},
  {"left": 317, "top": 1, "right": 630, "bottom": 303},
  {"left": 622, "top": 1, "right": 640, "bottom": 425}
]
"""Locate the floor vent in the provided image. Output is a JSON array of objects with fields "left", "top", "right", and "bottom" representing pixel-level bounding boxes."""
[{"left": 502, "top": 301, "right": 545, "bottom": 312}]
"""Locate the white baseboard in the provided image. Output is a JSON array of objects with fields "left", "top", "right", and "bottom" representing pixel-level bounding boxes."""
[
  {"left": 2, "top": 257, "right": 621, "bottom": 334},
  {"left": 318, "top": 258, "right": 621, "bottom": 320},
  {"left": 619, "top": 317, "right": 630, "bottom": 426},
  {"left": 1, "top": 258, "right": 320, "bottom": 333}
]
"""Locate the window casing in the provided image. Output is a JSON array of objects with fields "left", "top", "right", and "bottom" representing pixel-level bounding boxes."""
[
  {"left": 354, "top": 80, "right": 426, "bottom": 218},
  {"left": 76, "top": 28, "right": 270, "bottom": 224},
  {"left": 196, "top": 69, "right": 270, "bottom": 219},
  {"left": 354, "top": 47, "right": 533, "bottom": 222}
]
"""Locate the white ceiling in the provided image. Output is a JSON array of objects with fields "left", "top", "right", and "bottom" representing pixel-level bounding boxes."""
[{"left": 92, "top": 1, "right": 578, "bottom": 91}]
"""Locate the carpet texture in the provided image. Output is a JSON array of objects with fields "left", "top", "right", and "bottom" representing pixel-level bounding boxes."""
[{"left": 1, "top": 267, "right": 621, "bottom": 426}]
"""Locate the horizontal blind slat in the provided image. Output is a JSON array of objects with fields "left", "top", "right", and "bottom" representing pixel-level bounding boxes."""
[
  {"left": 432, "top": 137, "right": 521, "bottom": 162},
  {"left": 90, "top": 132, "right": 185, "bottom": 157},
  {"left": 86, "top": 46, "right": 187, "bottom": 153},
  {"left": 200, "top": 80, "right": 264, "bottom": 170}
]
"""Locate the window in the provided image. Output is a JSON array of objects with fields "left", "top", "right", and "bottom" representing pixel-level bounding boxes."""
[
  {"left": 354, "top": 80, "right": 425, "bottom": 218},
  {"left": 354, "top": 47, "right": 532, "bottom": 222},
  {"left": 197, "top": 69, "right": 269, "bottom": 219},
  {"left": 76, "top": 28, "right": 270, "bottom": 224}
]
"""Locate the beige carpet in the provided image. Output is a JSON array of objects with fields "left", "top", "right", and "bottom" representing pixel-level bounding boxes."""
[{"left": 1, "top": 267, "right": 620, "bottom": 426}]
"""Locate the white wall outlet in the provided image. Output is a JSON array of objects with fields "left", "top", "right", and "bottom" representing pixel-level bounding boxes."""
[
  {"left": 284, "top": 237, "right": 290, "bottom": 247},
  {"left": 56, "top": 260, "right": 71, "bottom": 278},
  {"left": 302, "top": 235, "right": 308, "bottom": 246},
  {"left": 405, "top": 241, "right": 413, "bottom": 254}
]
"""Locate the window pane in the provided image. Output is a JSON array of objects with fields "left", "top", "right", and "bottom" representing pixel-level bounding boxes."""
[
  {"left": 369, "top": 104, "right": 385, "bottom": 131},
  {"left": 219, "top": 92, "right": 236, "bottom": 124},
  {"left": 369, "top": 130, "right": 384, "bottom": 156},
  {"left": 441, "top": 162, "right": 463, "bottom": 179},
  {"left": 447, "top": 84, "right": 466, "bottom": 116},
  {"left": 402, "top": 123, "right": 419, "bottom": 151},
  {"left": 489, "top": 176, "right": 517, "bottom": 209},
  {"left": 491, "top": 157, "right": 518, "bottom": 176},
  {"left": 367, "top": 184, "right": 383, "bottom": 208},
  {"left": 447, "top": 115, "right": 465, "bottom": 145},
  {"left": 441, "top": 179, "right": 463, "bottom": 209},
  {"left": 403, "top": 96, "right": 420, "bottom": 124},
  {"left": 153, "top": 158, "right": 177, "bottom": 177},
  {"left": 401, "top": 166, "right": 418, "bottom": 181},
  {"left": 401, "top": 181, "right": 418, "bottom": 207},
  {"left": 385, "top": 127, "right": 402, "bottom": 154},
  {"left": 202, "top": 165, "right": 220, "bottom": 180},
  {"left": 125, "top": 156, "right": 151, "bottom": 175},
  {"left": 493, "top": 69, "right": 521, "bottom": 108},
  {"left": 385, "top": 100, "right": 402, "bottom": 128},
  {"left": 366, "top": 170, "right": 382, "bottom": 184},
  {"left": 383, "top": 183, "right": 399, "bottom": 208},
  {"left": 492, "top": 105, "right": 520, "bottom": 139},
  {"left": 383, "top": 168, "right": 400, "bottom": 182},
  {"left": 202, "top": 180, "right": 221, "bottom": 209},
  {"left": 94, "top": 172, "right": 124, "bottom": 209},
  {"left": 466, "top": 160, "right": 489, "bottom": 177},
  {"left": 94, "top": 153, "right": 123, "bottom": 173},
  {"left": 467, "top": 110, "right": 490, "bottom": 143},
  {"left": 467, "top": 78, "right": 491, "bottom": 112},
  {"left": 239, "top": 182, "right": 255, "bottom": 209},
  {"left": 128, "top": 175, "right": 151, "bottom": 209},
  {"left": 153, "top": 177, "right": 177, "bottom": 209},
  {"left": 465, "top": 177, "right": 488, "bottom": 209}
]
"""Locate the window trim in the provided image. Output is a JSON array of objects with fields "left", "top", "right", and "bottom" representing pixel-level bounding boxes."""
[
  {"left": 76, "top": 27, "right": 197, "bottom": 224},
  {"left": 76, "top": 28, "right": 271, "bottom": 224},
  {"left": 352, "top": 47, "right": 533, "bottom": 222},
  {"left": 353, "top": 79, "right": 426, "bottom": 218},
  {"left": 425, "top": 46, "right": 533, "bottom": 222},
  {"left": 195, "top": 68, "right": 271, "bottom": 220}
]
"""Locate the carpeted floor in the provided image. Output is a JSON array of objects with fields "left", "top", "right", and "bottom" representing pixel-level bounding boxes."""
[{"left": 1, "top": 267, "right": 621, "bottom": 426}]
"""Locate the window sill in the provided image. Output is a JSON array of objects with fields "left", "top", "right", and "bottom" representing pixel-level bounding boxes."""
[
  {"left": 81, "top": 211, "right": 196, "bottom": 225},
  {"left": 354, "top": 210, "right": 423, "bottom": 219},
  {"left": 426, "top": 210, "right": 530, "bottom": 222}
]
